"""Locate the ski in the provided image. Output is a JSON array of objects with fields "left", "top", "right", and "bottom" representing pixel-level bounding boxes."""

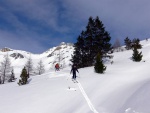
[
  {"left": 72, "top": 79, "right": 75, "bottom": 83},
  {"left": 72, "top": 79, "right": 78, "bottom": 83},
  {"left": 74, "top": 80, "right": 78, "bottom": 83}
]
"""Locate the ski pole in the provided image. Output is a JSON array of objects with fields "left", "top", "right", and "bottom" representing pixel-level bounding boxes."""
[{"left": 78, "top": 73, "right": 80, "bottom": 78}]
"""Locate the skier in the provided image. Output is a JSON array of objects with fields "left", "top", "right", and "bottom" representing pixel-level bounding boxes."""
[
  {"left": 55, "top": 63, "right": 60, "bottom": 71},
  {"left": 70, "top": 64, "right": 79, "bottom": 80}
]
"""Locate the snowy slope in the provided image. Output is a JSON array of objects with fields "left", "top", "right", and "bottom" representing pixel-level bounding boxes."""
[
  {"left": 0, "top": 42, "right": 74, "bottom": 76},
  {"left": 0, "top": 39, "right": 150, "bottom": 113}
]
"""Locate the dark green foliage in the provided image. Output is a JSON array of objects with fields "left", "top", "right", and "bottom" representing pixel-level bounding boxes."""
[
  {"left": 71, "top": 31, "right": 87, "bottom": 68},
  {"left": 18, "top": 67, "right": 28, "bottom": 85},
  {"left": 132, "top": 46, "right": 143, "bottom": 62},
  {"left": 94, "top": 53, "right": 106, "bottom": 73},
  {"left": 72, "top": 16, "right": 111, "bottom": 68},
  {"left": 124, "top": 37, "right": 132, "bottom": 50},
  {"left": 131, "top": 38, "right": 142, "bottom": 49},
  {"left": 124, "top": 37, "right": 142, "bottom": 50}
]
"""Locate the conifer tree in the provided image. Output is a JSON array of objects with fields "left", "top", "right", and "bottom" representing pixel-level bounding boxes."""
[
  {"left": 94, "top": 16, "right": 111, "bottom": 55},
  {"left": 132, "top": 38, "right": 142, "bottom": 49},
  {"left": 72, "top": 31, "right": 86, "bottom": 68},
  {"left": 18, "top": 67, "right": 28, "bottom": 85},
  {"left": 72, "top": 16, "right": 111, "bottom": 68},
  {"left": 84, "top": 17, "right": 95, "bottom": 66},
  {"left": 94, "top": 53, "right": 106, "bottom": 73},
  {"left": 124, "top": 37, "right": 132, "bottom": 50},
  {"left": 132, "top": 46, "right": 143, "bottom": 62}
]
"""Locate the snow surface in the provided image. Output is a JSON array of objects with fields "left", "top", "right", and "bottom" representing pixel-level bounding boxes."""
[
  {"left": 0, "top": 40, "right": 150, "bottom": 113},
  {"left": 0, "top": 42, "right": 74, "bottom": 76}
]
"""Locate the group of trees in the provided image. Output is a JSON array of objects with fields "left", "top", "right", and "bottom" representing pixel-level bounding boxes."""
[
  {"left": 124, "top": 37, "right": 143, "bottom": 62},
  {"left": 18, "top": 57, "right": 45, "bottom": 85},
  {"left": 0, "top": 54, "right": 45, "bottom": 85},
  {"left": 0, "top": 54, "right": 15, "bottom": 84},
  {"left": 124, "top": 37, "right": 142, "bottom": 50},
  {"left": 72, "top": 16, "right": 145, "bottom": 74},
  {"left": 72, "top": 16, "right": 112, "bottom": 73}
]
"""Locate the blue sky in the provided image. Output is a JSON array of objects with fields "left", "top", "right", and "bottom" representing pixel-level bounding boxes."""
[{"left": 0, "top": 0, "right": 150, "bottom": 53}]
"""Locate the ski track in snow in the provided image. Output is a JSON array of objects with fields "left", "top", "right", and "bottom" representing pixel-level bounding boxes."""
[
  {"left": 47, "top": 71, "right": 99, "bottom": 113},
  {"left": 76, "top": 80, "right": 99, "bottom": 113}
]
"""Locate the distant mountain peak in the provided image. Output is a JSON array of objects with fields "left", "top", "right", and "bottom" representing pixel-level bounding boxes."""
[
  {"left": 59, "top": 42, "right": 74, "bottom": 46},
  {"left": 0, "top": 47, "right": 13, "bottom": 52},
  {"left": 59, "top": 42, "right": 66, "bottom": 46}
]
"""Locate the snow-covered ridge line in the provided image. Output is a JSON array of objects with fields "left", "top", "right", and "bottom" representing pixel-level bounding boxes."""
[
  {"left": 1, "top": 39, "right": 150, "bottom": 113},
  {"left": 0, "top": 42, "right": 74, "bottom": 77}
]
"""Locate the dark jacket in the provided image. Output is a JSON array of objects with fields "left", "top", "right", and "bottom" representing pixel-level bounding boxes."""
[{"left": 70, "top": 65, "right": 79, "bottom": 74}]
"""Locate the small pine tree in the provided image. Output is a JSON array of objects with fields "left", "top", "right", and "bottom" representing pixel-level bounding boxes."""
[
  {"left": 8, "top": 68, "right": 15, "bottom": 82},
  {"left": 18, "top": 67, "right": 28, "bottom": 85},
  {"left": 94, "top": 53, "right": 106, "bottom": 73},
  {"left": 124, "top": 37, "right": 132, "bottom": 50},
  {"left": 132, "top": 46, "right": 143, "bottom": 62},
  {"left": 131, "top": 38, "right": 142, "bottom": 49}
]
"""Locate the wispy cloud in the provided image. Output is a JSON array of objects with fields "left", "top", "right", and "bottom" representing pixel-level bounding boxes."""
[
  {"left": 0, "top": 0, "right": 150, "bottom": 53},
  {"left": 0, "top": 0, "right": 73, "bottom": 53},
  {"left": 0, "top": 0, "right": 70, "bottom": 32},
  {"left": 63, "top": 0, "right": 150, "bottom": 41}
]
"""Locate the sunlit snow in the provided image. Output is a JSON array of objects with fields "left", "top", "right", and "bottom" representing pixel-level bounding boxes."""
[{"left": 0, "top": 40, "right": 150, "bottom": 113}]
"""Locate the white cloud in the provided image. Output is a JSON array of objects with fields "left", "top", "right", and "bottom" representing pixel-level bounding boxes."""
[
  {"left": 1, "top": 0, "right": 150, "bottom": 53},
  {"left": 1, "top": 0, "right": 69, "bottom": 33},
  {"left": 63, "top": 0, "right": 150, "bottom": 40}
]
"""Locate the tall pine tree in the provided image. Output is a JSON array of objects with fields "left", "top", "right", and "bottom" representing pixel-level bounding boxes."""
[
  {"left": 94, "top": 16, "right": 111, "bottom": 55},
  {"left": 72, "top": 31, "right": 86, "bottom": 68},
  {"left": 84, "top": 17, "right": 95, "bottom": 66},
  {"left": 72, "top": 16, "right": 111, "bottom": 68}
]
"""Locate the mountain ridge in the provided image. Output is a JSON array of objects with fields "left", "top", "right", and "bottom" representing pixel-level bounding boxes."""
[{"left": 0, "top": 42, "right": 74, "bottom": 76}]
